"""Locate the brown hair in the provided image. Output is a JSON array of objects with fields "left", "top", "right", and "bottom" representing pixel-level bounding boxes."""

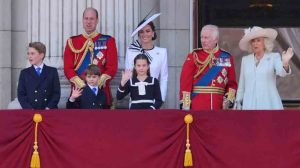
[
  {"left": 138, "top": 21, "right": 157, "bottom": 40},
  {"left": 85, "top": 64, "right": 101, "bottom": 76},
  {"left": 28, "top": 42, "right": 46, "bottom": 55},
  {"left": 132, "top": 54, "right": 151, "bottom": 77}
]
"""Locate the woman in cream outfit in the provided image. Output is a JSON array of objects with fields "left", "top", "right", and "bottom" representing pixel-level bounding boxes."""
[
  {"left": 235, "top": 26, "right": 294, "bottom": 110},
  {"left": 125, "top": 13, "right": 168, "bottom": 102}
]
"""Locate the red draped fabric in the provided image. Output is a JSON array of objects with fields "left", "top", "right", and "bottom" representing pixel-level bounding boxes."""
[{"left": 0, "top": 110, "right": 300, "bottom": 168}]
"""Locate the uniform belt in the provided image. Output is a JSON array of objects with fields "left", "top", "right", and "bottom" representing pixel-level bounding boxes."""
[
  {"left": 192, "top": 86, "right": 225, "bottom": 94},
  {"left": 131, "top": 100, "right": 154, "bottom": 104}
]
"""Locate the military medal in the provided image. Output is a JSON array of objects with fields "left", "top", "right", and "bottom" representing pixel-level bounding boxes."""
[
  {"left": 94, "top": 41, "right": 99, "bottom": 50},
  {"left": 217, "top": 76, "right": 223, "bottom": 84},
  {"left": 97, "top": 51, "right": 104, "bottom": 59},
  {"left": 222, "top": 69, "right": 227, "bottom": 77},
  {"left": 93, "top": 59, "right": 98, "bottom": 65}
]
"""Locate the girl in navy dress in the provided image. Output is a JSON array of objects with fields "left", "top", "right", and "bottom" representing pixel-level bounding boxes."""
[{"left": 117, "top": 54, "right": 162, "bottom": 109}]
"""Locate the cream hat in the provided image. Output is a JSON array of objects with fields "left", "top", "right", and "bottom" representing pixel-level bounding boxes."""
[{"left": 239, "top": 26, "right": 278, "bottom": 51}]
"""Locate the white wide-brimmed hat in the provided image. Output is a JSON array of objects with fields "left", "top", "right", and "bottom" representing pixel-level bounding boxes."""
[
  {"left": 131, "top": 13, "right": 161, "bottom": 37},
  {"left": 239, "top": 26, "right": 278, "bottom": 51}
]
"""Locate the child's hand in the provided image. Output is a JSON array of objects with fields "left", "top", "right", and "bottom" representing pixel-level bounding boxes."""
[
  {"left": 121, "top": 70, "right": 132, "bottom": 86},
  {"left": 70, "top": 86, "right": 83, "bottom": 101}
]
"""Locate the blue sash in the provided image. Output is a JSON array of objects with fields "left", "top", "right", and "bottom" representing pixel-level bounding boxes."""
[
  {"left": 76, "top": 35, "right": 110, "bottom": 75},
  {"left": 192, "top": 51, "right": 230, "bottom": 97}
]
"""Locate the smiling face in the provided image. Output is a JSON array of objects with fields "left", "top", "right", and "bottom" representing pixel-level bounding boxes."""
[
  {"left": 83, "top": 9, "right": 99, "bottom": 34},
  {"left": 85, "top": 74, "right": 100, "bottom": 87},
  {"left": 251, "top": 37, "right": 265, "bottom": 55},
  {"left": 134, "top": 59, "right": 149, "bottom": 77},
  {"left": 138, "top": 24, "right": 154, "bottom": 45},
  {"left": 27, "top": 47, "right": 44, "bottom": 66}
]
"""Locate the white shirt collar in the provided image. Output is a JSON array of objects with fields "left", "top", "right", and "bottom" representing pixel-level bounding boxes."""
[
  {"left": 34, "top": 63, "right": 44, "bottom": 70},
  {"left": 88, "top": 84, "right": 98, "bottom": 94}
]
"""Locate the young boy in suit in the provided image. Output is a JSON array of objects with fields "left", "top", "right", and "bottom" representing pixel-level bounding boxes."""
[
  {"left": 66, "top": 64, "right": 107, "bottom": 109},
  {"left": 17, "top": 42, "right": 61, "bottom": 109}
]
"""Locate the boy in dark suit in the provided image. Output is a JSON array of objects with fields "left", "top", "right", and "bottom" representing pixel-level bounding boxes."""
[
  {"left": 66, "top": 64, "right": 107, "bottom": 109},
  {"left": 17, "top": 42, "right": 61, "bottom": 109}
]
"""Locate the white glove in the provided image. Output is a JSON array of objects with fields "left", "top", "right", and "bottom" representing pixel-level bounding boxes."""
[{"left": 282, "top": 47, "right": 294, "bottom": 66}]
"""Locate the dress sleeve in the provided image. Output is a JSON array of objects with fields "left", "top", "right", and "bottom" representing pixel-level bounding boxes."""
[
  {"left": 116, "top": 80, "right": 130, "bottom": 100},
  {"left": 153, "top": 79, "right": 163, "bottom": 109},
  {"left": 273, "top": 52, "right": 292, "bottom": 77},
  {"left": 236, "top": 57, "right": 245, "bottom": 102},
  {"left": 125, "top": 48, "right": 134, "bottom": 71},
  {"left": 179, "top": 53, "right": 195, "bottom": 102},
  {"left": 17, "top": 70, "right": 33, "bottom": 109},
  {"left": 159, "top": 48, "right": 168, "bottom": 102},
  {"left": 63, "top": 39, "right": 78, "bottom": 80},
  {"left": 102, "top": 37, "right": 118, "bottom": 78},
  {"left": 66, "top": 98, "right": 81, "bottom": 109}
]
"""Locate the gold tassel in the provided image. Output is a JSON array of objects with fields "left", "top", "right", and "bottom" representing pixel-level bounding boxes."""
[
  {"left": 30, "top": 114, "right": 42, "bottom": 168},
  {"left": 184, "top": 114, "right": 193, "bottom": 167}
]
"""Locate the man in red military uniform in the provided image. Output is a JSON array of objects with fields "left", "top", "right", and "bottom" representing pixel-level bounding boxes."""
[
  {"left": 64, "top": 7, "right": 118, "bottom": 107},
  {"left": 180, "top": 24, "right": 237, "bottom": 110}
]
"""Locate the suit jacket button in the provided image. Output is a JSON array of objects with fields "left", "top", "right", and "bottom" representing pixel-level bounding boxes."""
[
  {"left": 35, "top": 99, "right": 38, "bottom": 102},
  {"left": 44, "top": 98, "right": 47, "bottom": 101},
  {"left": 44, "top": 90, "right": 47, "bottom": 92},
  {"left": 93, "top": 103, "right": 95, "bottom": 106},
  {"left": 35, "top": 90, "right": 38, "bottom": 93}
]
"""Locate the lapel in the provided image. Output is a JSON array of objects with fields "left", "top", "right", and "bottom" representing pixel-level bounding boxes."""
[
  {"left": 29, "top": 65, "right": 39, "bottom": 79},
  {"left": 39, "top": 64, "right": 48, "bottom": 81},
  {"left": 84, "top": 86, "right": 97, "bottom": 99},
  {"left": 30, "top": 64, "right": 48, "bottom": 89},
  {"left": 96, "top": 87, "right": 103, "bottom": 101}
]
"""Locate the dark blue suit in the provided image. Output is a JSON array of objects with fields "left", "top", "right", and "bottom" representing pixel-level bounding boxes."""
[
  {"left": 17, "top": 65, "right": 61, "bottom": 109},
  {"left": 66, "top": 86, "right": 107, "bottom": 109}
]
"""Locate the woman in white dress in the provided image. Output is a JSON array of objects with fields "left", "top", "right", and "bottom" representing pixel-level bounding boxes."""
[
  {"left": 125, "top": 13, "right": 168, "bottom": 102},
  {"left": 235, "top": 26, "right": 294, "bottom": 110}
]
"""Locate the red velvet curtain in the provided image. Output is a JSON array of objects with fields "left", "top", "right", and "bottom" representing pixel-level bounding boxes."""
[{"left": 1, "top": 110, "right": 300, "bottom": 168}]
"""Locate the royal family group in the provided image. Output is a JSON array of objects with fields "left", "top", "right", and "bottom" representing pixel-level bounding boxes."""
[{"left": 17, "top": 8, "right": 294, "bottom": 111}]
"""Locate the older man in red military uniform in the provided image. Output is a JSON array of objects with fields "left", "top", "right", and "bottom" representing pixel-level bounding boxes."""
[
  {"left": 64, "top": 7, "right": 118, "bottom": 107},
  {"left": 180, "top": 24, "right": 237, "bottom": 110}
]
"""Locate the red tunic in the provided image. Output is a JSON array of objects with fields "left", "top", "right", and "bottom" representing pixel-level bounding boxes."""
[
  {"left": 179, "top": 48, "right": 237, "bottom": 110},
  {"left": 64, "top": 33, "right": 118, "bottom": 106}
]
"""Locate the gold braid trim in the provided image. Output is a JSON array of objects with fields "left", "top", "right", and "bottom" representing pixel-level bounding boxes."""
[
  {"left": 68, "top": 39, "right": 88, "bottom": 54},
  {"left": 70, "top": 76, "right": 86, "bottom": 88},
  {"left": 193, "top": 52, "right": 213, "bottom": 79},
  {"left": 98, "top": 74, "right": 112, "bottom": 88},
  {"left": 193, "top": 46, "right": 219, "bottom": 79},
  {"left": 68, "top": 32, "right": 99, "bottom": 67},
  {"left": 182, "top": 91, "right": 191, "bottom": 111},
  {"left": 74, "top": 47, "right": 90, "bottom": 71}
]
